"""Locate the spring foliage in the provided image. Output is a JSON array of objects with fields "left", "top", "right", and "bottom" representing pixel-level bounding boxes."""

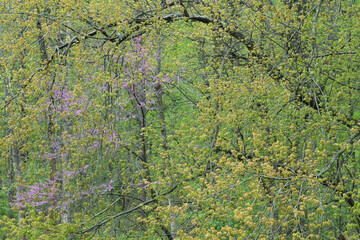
[{"left": 0, "top": 0, "right": 360, "bottom": 239}]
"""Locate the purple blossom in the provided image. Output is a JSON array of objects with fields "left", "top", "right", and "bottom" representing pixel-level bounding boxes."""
[
  {"left": 13, "top": 172, "right": 114, "bottom": 210},
  {"left": 76, "top": 109, "right": 83, "bottom": 115}
]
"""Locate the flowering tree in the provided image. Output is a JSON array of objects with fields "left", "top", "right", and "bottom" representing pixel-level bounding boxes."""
[{"left": 1, "top": 0, "right": 360, "bottom": 239}]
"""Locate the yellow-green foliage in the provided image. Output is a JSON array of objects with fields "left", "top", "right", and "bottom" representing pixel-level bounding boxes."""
[{"left": 1, "top": 0, "right": 360, "bottom": 239}]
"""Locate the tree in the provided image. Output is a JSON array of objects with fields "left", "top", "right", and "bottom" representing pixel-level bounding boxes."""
[{"left": 1, "top": 0, "right": 360, "bottom": 239}]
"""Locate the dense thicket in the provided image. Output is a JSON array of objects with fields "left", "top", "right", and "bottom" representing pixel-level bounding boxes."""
[{"left": 0, "top": 0, "right": 360, "bottom": 239}]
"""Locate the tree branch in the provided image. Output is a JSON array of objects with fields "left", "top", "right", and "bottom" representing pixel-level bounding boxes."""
[
  {"left": 317, "top": 131, "right": 360, "bottom": 177},
  {"left": 75, "top": 185, "right": 178, "bottom": 237}
]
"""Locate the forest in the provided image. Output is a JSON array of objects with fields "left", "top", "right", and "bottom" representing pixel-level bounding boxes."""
[{"left": 0, "top": 0, "right": 359, "bottom": 239}]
